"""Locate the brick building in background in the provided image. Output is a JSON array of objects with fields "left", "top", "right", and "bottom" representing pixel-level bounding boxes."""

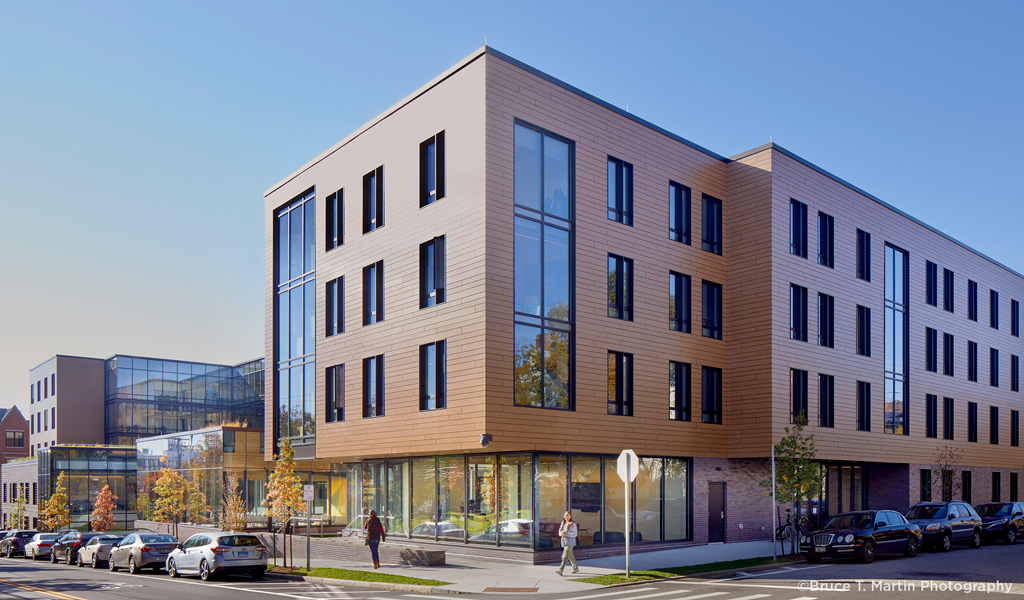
[{"left": 254, "top": 46, "right": 1021, "bottom": 561}]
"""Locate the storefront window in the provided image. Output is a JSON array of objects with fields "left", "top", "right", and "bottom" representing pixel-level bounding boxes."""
[
  {"left": 664, "top": 458, "right": 689, "bottom": 540},
  {"left": 636, "top": 458, "right": 663, "bottom": 542},
  {"left": 570, "top": 457, "right": 601, "bottom": 546},
  {"left": 411, "top": 459, "right": 436, "bottom": 539},
  {"left": 437, "top": 457, "right": 465, "bottom": 542},
  {"left": 536, "top": 455, "right": 566, "bottom": 550},
  {"left": 603, "top": 460, "right": 626, "bottom": 544},
  {"left": 362, "top": 461, "right": 384, "bottom": 516},
  {"left": 499, "top": 455, "right": 533, "bottom": 547},
  {"left": 467, "top": 456, "right": 496, "bottom": 542},
  {"left": 387, "top": 461, "right": 409, "bottom": 535}
]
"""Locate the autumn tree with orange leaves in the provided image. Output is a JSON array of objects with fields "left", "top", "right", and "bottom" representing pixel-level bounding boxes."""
[{"left": 91, "top": 484, "right": 118, "bottom": 532}]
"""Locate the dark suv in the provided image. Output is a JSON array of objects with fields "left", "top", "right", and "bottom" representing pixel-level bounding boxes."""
[
  {"left": 975, "top": 502, "right": 1024, "bottom": 544},
  {"left": 52, "top": 531, "right": 110, "bottom": 565},
  {"left": 905, "top": 501, "right": 982, "bottom": 551},
  {"left": 802, "top": 510, "right": 922, "bottom": 563},
  {"left": 0, "top": 530, "right": 38, "bottom": 557}
]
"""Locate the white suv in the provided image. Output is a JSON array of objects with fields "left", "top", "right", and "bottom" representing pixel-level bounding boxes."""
[{"left": 166, "top": 532, "right": 267, "bottom": 581}]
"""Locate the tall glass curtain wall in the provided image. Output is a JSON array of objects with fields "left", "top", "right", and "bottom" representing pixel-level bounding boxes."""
[
  {"left": 885, "top": 245, "right": 910, "bottom": 434},
  {"left": 136, "top": 430, "right": 225, "bottom": 524},
  {"left": 512, "top": 123, "right": 574, "bottom": 410},
  {"left": 37, "top": 447, "right": 138, "bottom": 531},
  {"left": 105, "top": 356, "right": 265, "bottom": 445},
  {"left": 350, "top": 453, "right": 690, "bottom": 549},
  {"left": 276, "top": 190, "right": 316, "bottom": 447}
]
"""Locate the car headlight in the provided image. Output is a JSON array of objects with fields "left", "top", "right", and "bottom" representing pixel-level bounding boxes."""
[
  {"left": 991, "top": 518, "right": 1008, "bottom": 526},
  {"left": 845, "top": 534, "right": 854, "bottom": 543},
  {"left": 925, "top": 523, "right": 940, "bottom": 531}
]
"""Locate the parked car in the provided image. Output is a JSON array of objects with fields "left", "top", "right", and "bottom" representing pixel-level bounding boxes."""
[
  {"left": 0, "top": 530, "right": 38, "bottom": 557},
  {"left": 165, "top": 532, "right": 267, "bottom": 581},
  {"left": 52, "top": 531, "right": 114, "bottom": 565},
  {"left": 905, "top": 501, "right": 982, "bottom": 551},
  {"left": 409, "top": 521, "right": 467, "bottom": 540},
  {"left": 76, "top": 535, "right": 123, "bottom": 568},
  {"left": 975, "top": 502, "right": 1024, "bottom": 544},
  {"left": 108, "top": 532, "right": 179, "bottom": 574},
  {"left": 24, "top": 533, "right": 62, "bottom": 560},
  {"left": 802, "top": 510, "right": 922, "bottom": 563}
]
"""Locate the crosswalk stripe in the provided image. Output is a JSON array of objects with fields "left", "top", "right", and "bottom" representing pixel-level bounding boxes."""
[
  {"left": 607, "top": 590, "right": 693, "bottom": 600},
  {"left": 682, "top": 593, "right": 728, "bottom": 600},
  {"left": 728, "top": 595, "right": 772, "bottom": 600},
  {"left": 567, "top": 589, "right": 662, "bottom": 600},
  {"left": 788, "top": 597, "right": 818, "bottom": 600}
]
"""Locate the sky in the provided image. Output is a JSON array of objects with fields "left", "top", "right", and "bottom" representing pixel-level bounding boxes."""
[{"left": 0, "top": 1, "right": 1021, "bottom": 411}]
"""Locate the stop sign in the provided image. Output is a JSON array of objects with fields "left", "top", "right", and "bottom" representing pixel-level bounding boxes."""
[{"left": 616, "top": 449, "right": 639, "bottom": 483}]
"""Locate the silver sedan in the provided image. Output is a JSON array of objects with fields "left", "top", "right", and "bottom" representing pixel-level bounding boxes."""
[
  {"left": 24, "top": 533, "right": 61, "bottom": 560},
  {"left": 108, "top": 532, "right": 179, "bottom": 574},
  {"left": 76, "top": 535, "right": 123, "bottom": 568}
]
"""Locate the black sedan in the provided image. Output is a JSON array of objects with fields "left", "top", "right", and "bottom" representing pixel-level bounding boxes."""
[
  {"left": 802, "top": 510, "right": 922, "bottom": 563},
  {"left": 976, "top": 502, "right": 1024, "bottom": 544},
  {"left": 905, "top": 501, "right": 982, "bottom": 551},
  {"left": 0, "top": 530, "right": 38, "bottom": 557}
]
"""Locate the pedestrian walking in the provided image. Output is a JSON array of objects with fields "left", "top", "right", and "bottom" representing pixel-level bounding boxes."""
[
  {"left": 364, "top": 510, "right": 386, "bottom": 569},
  {"left": 555, "top": 511, "right": 579, "bottom": 575}
]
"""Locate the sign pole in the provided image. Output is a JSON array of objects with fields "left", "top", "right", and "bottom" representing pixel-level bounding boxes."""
[
  {"left": 303, "top": 484, "right": 314, "bottom": 572},
  {"left": 771, "top": 445, "right": 777, "bottom": 561},
  {"left": 616, "top": 449, "right": 638, "bottom": 579},
  {"left": 625, "top": 460, "right": 631, "bottom": 577}
]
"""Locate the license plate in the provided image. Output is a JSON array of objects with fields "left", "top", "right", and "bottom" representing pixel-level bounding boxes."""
[
  {"left": 237, "top": 551, "right": 248, "bottom": 557},
  {"left": 815, "top": 546, "right": 826, "bottom": 552},
  {"left": 158, "top": 549, "right": 170, "bottom": 554}
]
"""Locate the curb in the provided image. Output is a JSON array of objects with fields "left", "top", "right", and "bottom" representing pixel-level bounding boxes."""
[
  {"left": 576, "top": 557, "right": 807, "bottom": 589},
  {"left": 264, "top": 572, "right": 469, "bottom": 594}
]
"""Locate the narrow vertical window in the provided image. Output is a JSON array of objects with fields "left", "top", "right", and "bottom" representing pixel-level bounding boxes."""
[
  {"left": 1013, "top": 299, "right": 1020, "bottom": 337},
  {"left": 920, "top": 469, "right": 932, "bottom": 502},
  {"left": 363, "top": 355, "right": 384, "bottom": 418},
  {"left": 420, "top": 131, "right": 445, "bottom": 207},
  {"left": 607, "top": 254, "right": 634, "bottom": 321},
  {"left": 326, "top": 189, "right": 343, "bottom": 251},
  {"left": 607, "top": 157, "right": 633, "bottom": 225},
  {"left": 669, "top": 361, "right": 691, "bottom": 421},
  {"left": 817, "top": 211, "right": 834, "bottom": 268},
  {"left": 926, "top": 395, "right": 938, "bottom": 438},
  {"left": 790, "top": 284, "right": 808, "bottom": 342},
  {"left": 669, "top": 271, "right": 691, "bottom": 333},
  {"left": 325, "top": 364, "right": 344, "bottom": 423},
  {"left": 790, "top": 369, "right": 808, "bottom": 423},
  {"left": 991, "top": 348, "right": 1000, "bottom": 387},
  {"left": 925, "top": 261, "right": 938, "bottom": 306},
  {"left": 963, "top": 471, "right": 972, "bottom": 504},
  {"left": 818, "top": 374, "right": 834, "bottom": 428},
  {"left": 363, "top": 261, "right": 384, "bottom": 325},
  {"left": 925, "top": 327, "right": 938, "bottom": 372},
  {"left": 702, "top": 281, "right": 723, "bottom": 340},
  {"left": 1012, "top": 473, "right": 1019, "bottom": 502},
  {"left": 326, "top": 277, "right": 343, "bottom": 337},
  {"left": 944, "top": 333, "right": 955, "bottom": 376},
  {"left": 1013, "top": 355, "right": 1020, "bottom": 392},
  {"left": 1012, "top": 409, "right": 1020, "bottom": 447},
  {"left": 607, "top": 351, "right": 633, "bottom": 416},
  {"left": 856, "top": 305, "right": 871, "bottom": 356},
  {"left": 968, "top": 402, "right": 978, "bottom": 442},
  {"left": 991, "top": 406, "right": 1000, "bottom": 444},
  {"left": 968, "top": 341, "right": 978, "bottom": 382},
  {"left": 884, "top": 243, "right": 909, "bottom": 435},
  {"left": 818, "top": 293, "right": 834, "bottom": 347},
  {"left": 420, "top": 236, "right": 446, "bottom": 308},
  {"left": 857, "top": 381, "right": 871, "bottom": 431},
  {"left": 701, "top": 366, "right": 723, "bottom": 424},
  {"left": 968, "top": 279, "right": 978, "bottom": 320},
  {"left": 993, "top": 472, "right": 1002, "bottom": 502},
  {"left": 669, "top": 181, "right": 690, "bottom": 244},
  {"left": 991, "top": 290, "right": 1000, "bottom": 329},
  {"left": 790, "top": 199, "right": 808, "bottom": 258},
  {"left": 856, "top": 228, "right": 870, "bottom": 281},
  {"left": 943, "top": 269, "right": 955, "bottom": 312},
  {"left": 702, "top": 194, "right": 723, "bottom": 255},
  {"left": 420, "top": 340, "right": 446, "bottom": 410},
  {"left": 944, "top": 397, "right": 955, "bottom": 440},
  {"left": 363, "top": 166, "right": 384, "bottom": 233}
]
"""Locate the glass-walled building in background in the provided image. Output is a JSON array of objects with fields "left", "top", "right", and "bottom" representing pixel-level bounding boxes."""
[
  {"left": 38, "top": 445, "right": 137, "bottom": 531},
  {"left": 105, "top": 355, "right": 264, "bottom": 446}
]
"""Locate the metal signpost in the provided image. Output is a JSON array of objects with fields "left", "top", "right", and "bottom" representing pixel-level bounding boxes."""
[
  {"left": 771, "top": 446, "right": 777, "bottom": 561},
  {"left": 303, "top": 484, "right": 314, "bottom": 572},
  {"left": 616, "top": 449, "right": 639, "bottom": 577}
]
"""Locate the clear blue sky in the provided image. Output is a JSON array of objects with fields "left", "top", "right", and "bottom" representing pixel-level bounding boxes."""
[{"left": 1, "top": 1, "right": 1021, "bottom": 411}]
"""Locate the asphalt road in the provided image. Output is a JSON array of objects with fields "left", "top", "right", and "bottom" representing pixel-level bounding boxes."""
[{"left": 1, "top": 540, "right": 1022, "bottom": 600}]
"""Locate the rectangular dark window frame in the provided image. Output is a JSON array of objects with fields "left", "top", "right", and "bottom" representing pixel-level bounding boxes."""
[
  {"left": 925, "top": 327, "right": 938, "bottom": 372},
  {"left": 944, "top": 397, "right": 955, "bottom": 440},
  {"left": 607, "top": 156, "right": 633, "bottom": 226},
  {"left": 608, "top": 254, "right": 634, "bottom": 321},
  {"left": 702, "top": 366, "right": 723, "bottom": 424},
  {"left": 991, "top": 348, "right": 1000, "bottom": 387},
  {"left": 992, "top": 289, "right": 1000, "bottom": 329},
  {"left": 856, "top": 305, "right": 871, "bottom": 356},
  {"left": 363, "top": 355, "right": 385, "bottom": 418},
  {"left": 968, "top": 279, "right": 978, "bottom": 321},
  {"left": 420, "top": 131, "right": 446, "bottom": 207},
  {"left": 856, "top": 228, "right": 871, "bottom": 281},
  {"left": 944, "top": 333, "right": 955, "bottom": 376},
  {"left": 818, "top": 293, "right": 834, "bottom": 348},
  {"left": 991, "top": 405, "right": 1000, "bottom": 444},
  {"left": 325, "top": 364, "right": 344, "bottom": 423},
  {"left": 926, "top": 394, "right": 938, "bottom": 439},
  {"left": 669, "top": 360, "right": 691, "bottom": 421},
  {"left": 818, "top": 373, "right": 834, "bottom": 428},
  {"left": 857, "top": 381, "right": 871, "bottom": 431},
  {"left": 363, "top": 261, "right": 384, "bottom": 325},
  {"left": 944, "top": 269, "right": 955, "bottom": 312},
  {"left": 790, "top": 284, "right": 808, "bottom": 342},
  {"left": 818, "top": 211, "right": 834, "bottom": 268},
  {"left": 669, "top": 271, "right": 691, "bottom": 333},
  {"left": 669, "top": 181, "right": 690, "bottom": 245},
  {"left": 420, "top": 340, "right": 446, "bottom": 411},
  {"left": 420, "top": 236, "right": 447, "bottom": 308},
  {"left": 790, "top": 199, "right": 808, "bottom": 258},
  {"left": 925, "top": 260, "right": 938, "bottom": 306},
  {"left": 607, "top": 350, "right": 634, "bottom": 416},
  {"left": 363, "top": 166, "right": 385, "bottom": 233},
  {"left": 790, "top": 368, "right": 809, "bottom": 423},
  {"left": 326, "top": 189, "right": 343, "bottom": 251},
  {"left": 701, "top": 194, "right": 722, "bottom": 255},
  {"left": 968, "top": 402, "right": 978, "bottom": 443},
  {"left": 326, "top": 276, "right": 343, "bottom": 337},
  {"left": 702, "top": 280, "right": 723, "bottom": 340}
]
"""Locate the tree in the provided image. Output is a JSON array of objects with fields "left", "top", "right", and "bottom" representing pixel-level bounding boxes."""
[
  {"left": 9, "top": 488, "right": 28, "bottom": 530},
  {"left": 760, "top": 413, "right": 822, "bottom": 554},
  {"left": 264, "top": 438, "right": 305, "bottom": 525},
  {"left": 222, "top": 471, "right": 248, "bottom": 532},
  {"left": 153, "top": 465, "right": 188, "bottom": 539},
  {"left": 932, "top": 444, "right": 964, "bottom": 502},
  {"left": 41, "top": 472, "right": 72, "bottom": 532},
  {"left": 91, "top": 484, "right": 118, "bottom": 532}
]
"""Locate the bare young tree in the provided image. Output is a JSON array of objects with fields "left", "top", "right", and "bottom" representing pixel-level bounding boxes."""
[{"left": 932, "top": 444, "right": 964, "bottom": 501}]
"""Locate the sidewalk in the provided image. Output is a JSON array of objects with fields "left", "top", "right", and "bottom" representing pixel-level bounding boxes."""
[{"left": 278, "top": 540, "right": 779, "bottom": 593}]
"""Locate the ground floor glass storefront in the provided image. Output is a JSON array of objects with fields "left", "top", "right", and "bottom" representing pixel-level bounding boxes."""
[
  {"left": 38, "top": 446, "right": 138, "bottom": 531},
  {"left": 349, "top": 453, "right": 691, "bottom": 550}
]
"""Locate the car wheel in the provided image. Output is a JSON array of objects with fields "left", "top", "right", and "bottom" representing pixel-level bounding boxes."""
[
  {"left": 30, "top": 549, "right": 37, "bottom": 561},
  {"left": 92, "top": 554, "right": 100, "bottom": 569},
  {"left": 1008, "top": 529, "right": 1017, "bottom": 544},
  {"left": 903, "top": 536, "right": 918, "bottom": 557},
  {"left": 76, "top": 552, "right": 83, "bottom": 567},
  {"left": 51, "top": 549, "right": 58, "bottom": 563},
  {"left": 109, "top": 556, "right": 118, "bottom": 572},
  {"left": 128, "top": 556, "right": 138, "bottom": 574},
  {"left": 858, "top": 539, "right": 875, "bottom": 563},
  {"left": 941, "top": 532, "right": 953, "bottom": 552},
  {"left": 969, "top": 530, "right": 982, "bottom": 549},
  {"left": 168, "top": 558, "right": 180, "bottom": 578},
  {"left": 6, "top": 546, "right": 12, "bottom": 559},
  {"left": 199, "top": 559, "right": 212, "bottom": 581},
  {"left": 66, "top": 550, "right": 73, "bottom": 565},
  {"left": 805, "top": 553, "right": 822, "bottom": 564}
]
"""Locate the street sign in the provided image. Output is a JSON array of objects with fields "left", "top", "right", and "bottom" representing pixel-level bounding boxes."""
[
  {"left": 616, "top": 449, "right": 639, "bottom": 483},
  {"left": 303, "top": 484, "right": 314, "bottom": 501}
]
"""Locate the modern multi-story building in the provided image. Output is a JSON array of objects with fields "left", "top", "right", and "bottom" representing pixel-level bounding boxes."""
[{"left": 263, "top": 46, "right": 1024, "bottom": 560}]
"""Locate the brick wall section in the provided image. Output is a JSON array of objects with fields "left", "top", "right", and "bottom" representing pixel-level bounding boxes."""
[
  {"left": 908, "top": 462, "right": 1022, "bottom": 505},
  {"left": 693, "top": 458, "right": 776, "bottom": 545},
  {"left": 867, "top": 463, "right": 910, "bottom": 512},
  {"left": 0, "top": 406, "right": 31, "bottom": 464}
]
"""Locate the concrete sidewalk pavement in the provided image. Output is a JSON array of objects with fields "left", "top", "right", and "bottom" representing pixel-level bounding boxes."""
[{"left": 281, "top": 540, "right": 780, "bottom": 593}]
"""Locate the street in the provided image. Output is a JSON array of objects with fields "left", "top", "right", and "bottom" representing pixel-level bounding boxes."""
[{"left": 1, "top": 542, "right": 1022, "bottom": 600}]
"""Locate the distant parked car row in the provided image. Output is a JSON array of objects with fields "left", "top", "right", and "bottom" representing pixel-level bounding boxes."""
[
  {"left": 802, "top": 501, "right": 1024, "bottom": 563},
  {"left": 0, "top": 528, "right": 267, "bottom": 581}
]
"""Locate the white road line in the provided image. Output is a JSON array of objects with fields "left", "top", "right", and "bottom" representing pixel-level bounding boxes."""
[
  {"left": 789, "top": 597, "right": 819, "bottom": 600},
  {"left": 402, "top": 595, "right": 450, "bottom": 599},
  {"left": 726, "top": 564, "right": 833, "bottom": 580},
  {"left": 683, "top": 594, "right": 729, "bottom": 600},
  {"left": 606, "top": 590, "right": 693, "bottom": 600},
  {"left": 728, "top": 595, "right": 773, "bottom": 600},
  {"left": 567, "top": 589, "right": 662, "bottom": 600},
  {"left": 667, "top": 580, "right": 822, "bottom": 591}
]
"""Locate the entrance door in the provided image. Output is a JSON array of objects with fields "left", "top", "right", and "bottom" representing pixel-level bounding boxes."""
[{"left": 708, "top": 482, "right": 725, "bottom": 543}]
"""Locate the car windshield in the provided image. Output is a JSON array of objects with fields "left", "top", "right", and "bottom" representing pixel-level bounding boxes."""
[
  {"left": 825, "top": 514, "right": 873, "bottom": 529},
  {"left": 37, "top": 534, "right": 60, "bottom": 541},
  {"left": 139, "top": 535, "right": 177, "bottom": 543},
  {"left": 906, "top": 505, "right": 947, "bottom": 519},
  {"left": 100, "top": 536, "right": 123, "bottom": 542},
  {"left": 14, "top": 532, "right": 37, "bottom": 539},
  {"left": 976, "top": 504, "right": 1012, "bottom": 517},
  {"left": 217, "top": 535, "right": 261, "bottom": 547}
]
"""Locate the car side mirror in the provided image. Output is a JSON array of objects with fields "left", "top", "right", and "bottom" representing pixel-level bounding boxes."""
[{"left": 177, "top": 544, "right": 183, "bottom": 550}]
